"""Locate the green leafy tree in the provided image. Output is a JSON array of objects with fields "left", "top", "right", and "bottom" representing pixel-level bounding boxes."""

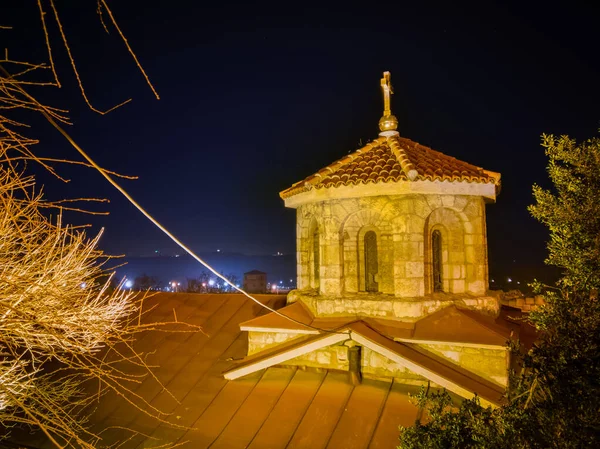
[{"left": 399, "top": 133, "right": 600, "bottom": 448}]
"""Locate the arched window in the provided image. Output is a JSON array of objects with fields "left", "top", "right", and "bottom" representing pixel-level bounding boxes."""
[
  {"left": 432, "top": 230, "right": 443, "bottom": 292},
  {"left": 312, "top": 228, "right": 320, "bottom": 288},
  {"left": 364, "top": 230, "right": 378, "bottom": 292}
]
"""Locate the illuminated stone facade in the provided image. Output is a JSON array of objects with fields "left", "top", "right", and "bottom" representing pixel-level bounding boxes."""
[
  {"left": 226, "top": 73, "right": 519, "bottom": 408},
  {"left": 280, "top": 133, "right": 501, "bottom": 320}
]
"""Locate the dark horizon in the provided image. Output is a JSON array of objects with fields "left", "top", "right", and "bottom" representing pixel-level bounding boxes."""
[{"left": 3, "top": 1, "right": 599, "bottom": 286}]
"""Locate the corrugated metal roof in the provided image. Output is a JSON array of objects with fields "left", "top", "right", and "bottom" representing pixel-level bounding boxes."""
[{"left": 10, "top": 293, "right": 424, "bottom": 449}]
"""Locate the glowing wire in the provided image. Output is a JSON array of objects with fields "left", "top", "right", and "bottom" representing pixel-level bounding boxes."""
[{"left": 0, "top": 67, "right": 346, "bottom": 336}]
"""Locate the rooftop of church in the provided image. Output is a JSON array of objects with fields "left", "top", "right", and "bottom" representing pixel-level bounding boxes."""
[
  {"left": 281, "top": 71, "right": 500, "bottom": 202},
  {"left": 280, "top": 134, "right": 501, "bottom": 199},
  {"left": 10, "top": 293, "right": 436, "bottom": 449}
]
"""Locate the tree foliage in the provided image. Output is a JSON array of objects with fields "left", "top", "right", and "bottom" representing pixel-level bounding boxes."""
[
  {"left": 530, "top": 134, "right": 600, "bottom": 292},
  {"left": 399, "top": 133, "right": 600, "bottom": 448}
]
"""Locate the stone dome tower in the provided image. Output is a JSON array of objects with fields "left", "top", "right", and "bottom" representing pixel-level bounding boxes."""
[
  {"left": 225, "top": 73, "right": 516, "bottom": 410},
  {"left": 279, "top": 71, "right": 501, "bottom": 321}
]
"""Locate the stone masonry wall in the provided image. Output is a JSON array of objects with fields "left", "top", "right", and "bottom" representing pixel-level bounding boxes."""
[
  {"left": 362, "top": 346, "right": 427, "bottom": 384},
  {"left": 247, "top": 331, "right": 303, "bottom": 355},
  {"left": 287, "top": 289, "right": 499, "bottom": 321},
  {"left": 416, "top": 343, "right": 509, "bottom": 387},
  {"left": 296, "top": 194, "right": 489, "bottom": 299}
]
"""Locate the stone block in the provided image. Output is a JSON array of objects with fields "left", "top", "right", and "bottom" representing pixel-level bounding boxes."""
[
  {"left": 408, "top": 215, "right": 426, "bottom": 233},
  {"left": 321, "top": 265, "right": 341, "bottom": 278},
  {"left": 426, "top": 195, "right": 442, "bottom": 210},
  {"left": 321, "top": 279, "right": 342, "bottom": 296},
  {"left": 391, "top": 199, "right": 414, "bottom": 215},
  {"left": 451, "top": 279, "right": 465, "bottom": 293},
  {"left": 392, "top": 299, "right": 424, "bottom": 318},
  {"left": 467, "top": 280, "right": 486, "bottom": 296},
  {"left": 525, "top": 297, "right": 535, "bottom": 305},
  {"left": 454, "top": 196, "right": 469, "bottom": 211},
  {"left": 535, "top": 296, "right": 546, "bottom": 305},
  {"left": 396, "top": 241, "right": 420, "bottom": 260},
  {"left": 449, "top": 251, "right": 465, "bottom": 264},
  {"left": 452, "top": 265, "right": 462, "bottom": 280},
  {"left": 344, "top": 277, "right": 358, "bottom": 293},
  {"left": 316, "top": 351, "right": 331, "bottom": 365},
  {"left": 413, "top": 198, "right": 431, "bottom": 219},
  {"left": 441, "top": 196, "right": 455, "bottom": 207},
  {"left": 406, "top": 261, "right": 425, "bottom": 278},
  {"left": 463, "top": 199, "right": 482, "bottom": 218}
]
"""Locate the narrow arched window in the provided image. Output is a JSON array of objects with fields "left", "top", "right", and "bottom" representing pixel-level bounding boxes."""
[
  {"left": 364, "top": 231, "right": 378, "bottom": 292},
  {"left": 432, "top": 230, "right": 443, "bottom": 292},
  {"left": 313, "top": 228, "right": 320, "bottom": 287}
]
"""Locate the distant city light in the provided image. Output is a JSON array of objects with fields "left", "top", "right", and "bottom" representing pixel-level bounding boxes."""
[
  {"left": 279, "top": 280, "right": 283, "bottom": 284},
  {"left": 271, "top": 285, "right": 277, "bottom": 290},
  {"left": 507, "top": 277, "right": 512, "bottom": 283},
  {"left": 491, "top": 279, "right": 495, "bottom": 283},
  {"left": 125, "top": 280, "right": 133, "bottom": 288},
  {"left": 208, "top": 279, "right": 215, "bottom": 286},
  {"left": 202, "top": 282, "right": 207, "bottom": 287},
  {"left": 217, "top": 249, "right": 221, "bottom": 252},
  {"left": 235, "top": 284, "right": 240, "bottom": 288}
]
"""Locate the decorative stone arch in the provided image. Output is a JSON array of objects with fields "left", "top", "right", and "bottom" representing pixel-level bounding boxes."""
[
  {"left": 296, "top": 207, "right": 323, "bottom": 291},
  {"left": 424, "top": 207, "right": 468, "bottom": 294},
  {"left": 358, "top": 225, "right": 380, "bottom": 292},
  {"left": 307, "top": 217, "right": 322, "bottom": 290},
  {"left": 431, "top": 228, "right": 444, "bottom": 292},
  {"left": 341, "top": 209, "right": 394, "bottom": 294}
]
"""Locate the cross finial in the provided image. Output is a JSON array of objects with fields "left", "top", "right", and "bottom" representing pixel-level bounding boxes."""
[
  {"left": 379, "top": 71, "right": 399, "bottom": 135},
  {"left": 381, "top": 71, "right": 393, "bottom": 116}
]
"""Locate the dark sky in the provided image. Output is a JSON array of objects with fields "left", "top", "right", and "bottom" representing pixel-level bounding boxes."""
[{"left": 3, "top": 1, "right": 599, "bottom": 284}]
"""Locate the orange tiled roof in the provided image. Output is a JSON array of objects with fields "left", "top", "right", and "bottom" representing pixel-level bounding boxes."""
[{"left": 280, "top": 135, "right": 500, "bottom": 199}]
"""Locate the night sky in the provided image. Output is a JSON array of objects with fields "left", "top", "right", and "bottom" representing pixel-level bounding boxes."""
[{"left": 3, "top": 1, "right": 599, "bottom": 285}]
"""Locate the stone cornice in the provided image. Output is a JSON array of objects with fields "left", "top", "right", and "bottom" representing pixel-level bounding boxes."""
[{"left": 283, "top": 179, "right": 498, "bottom": 208}]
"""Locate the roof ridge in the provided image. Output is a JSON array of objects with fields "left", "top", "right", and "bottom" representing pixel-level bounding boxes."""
[
  {"left": 399, "top": 136, "right": 487, "bottom": 174},
  {"left": 387, "top": 135, "right": 418, "bottom": 181}
]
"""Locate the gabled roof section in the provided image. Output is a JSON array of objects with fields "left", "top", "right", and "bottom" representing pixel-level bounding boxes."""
[
  {"left": 408, "top": 306, "right": 511, "bottom": 347},
  {"left": 280, "top": 135, "right": 500, "bottom": 200},
  {"left": 225, "top": 320, "right": 505, "bottom": 407}
]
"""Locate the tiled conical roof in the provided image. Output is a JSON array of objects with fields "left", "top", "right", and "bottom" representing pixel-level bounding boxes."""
[{"left": 280, "top": 135, "right": 500, "bottom": 199}]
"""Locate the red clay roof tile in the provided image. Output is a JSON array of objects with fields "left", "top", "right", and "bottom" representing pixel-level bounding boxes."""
[{"left": 280, "top": 135, "right": 500, "bottom": 199}]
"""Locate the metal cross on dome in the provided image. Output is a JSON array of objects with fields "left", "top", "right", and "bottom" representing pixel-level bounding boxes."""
[
  {"left": 378, "top": 71, "right": 399, "bottom": 133},
  {"left": 381, "top": 71, "right": 394, "bottom": 117}
]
